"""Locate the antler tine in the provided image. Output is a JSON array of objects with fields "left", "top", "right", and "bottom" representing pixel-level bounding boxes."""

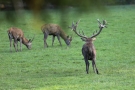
[
  {"left": 68, "top": 21, "right": 75, "bottom": 30},
  {"left": 78, "top": 30, "right": 86, "bottom": 37},
  {"left": 31, "top": 34, "right": 35, "bottom": 42},
  {"left": 103, "top": 20, "right": 106, "bottom": 25},
  {"left": 76, "top": 19, "right": 81, "bottom": 25},
  {"left": 82, "top": 31, "right": 85, "bottom": 36},
  {"left": 73, "top": 29, "right": 87, "bottom": 38},
  {"left": 97, "top": 19, "right": 101, "bottom": 24},
  {"left": 98, "top": 19, "right": 107, "bottom": 28},
  {"left": 71, "top": 20, "right": 87, "bottom": 38},
  {"left": 92, "top": 30, "right": 96, "bottom": 36},
  {"left": 103, "top": 20, "right": 107, "bottom": 28},
  {"left": 69, "top": 20, "right": 80, "bottom": 31},
  {"left": 90, "top": 19, "right": 107, "bottom": 38},
  {"left": 82, "top": 31, "right": 87, "bottom": 37}
]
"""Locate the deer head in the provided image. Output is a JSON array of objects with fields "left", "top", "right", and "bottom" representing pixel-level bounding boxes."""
[{"left": 26, "top": 35, "right": 35, "bottom": 49}]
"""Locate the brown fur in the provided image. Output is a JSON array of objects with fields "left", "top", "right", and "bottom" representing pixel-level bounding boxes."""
[
  {"left": 41, "top": 24, "right": 72, "bottom": 48},
  {"left": 82, "top": 38, "right": 98, "bottom": 74},
  {"left": 7, "top": 27, "right": 34, "bottom": 52}
]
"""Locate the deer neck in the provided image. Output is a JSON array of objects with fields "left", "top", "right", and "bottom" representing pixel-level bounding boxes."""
[
  {"left": 22, "top": 37, "right": 29, "bottom": 45},
  {"left": 60, "top": 30, "right": 67, "bottom": 41},
  {"left": 85, "top": 41, "right": 95, "bottom": 49}
]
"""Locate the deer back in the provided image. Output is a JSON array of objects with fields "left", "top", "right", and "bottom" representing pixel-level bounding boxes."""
[
  {"left": 41, "top": 24, "right": 61, "bottom": 35},
  {"left": 82, "top": 38, "right": 96, "bottom": 60},
  {"left": 8, "top": 27, "right": 24, "bottom": 39}
]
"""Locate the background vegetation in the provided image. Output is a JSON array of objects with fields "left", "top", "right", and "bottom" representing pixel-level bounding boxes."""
[{"left": 0, "top": 5, "right": 135, "bottom": 90}]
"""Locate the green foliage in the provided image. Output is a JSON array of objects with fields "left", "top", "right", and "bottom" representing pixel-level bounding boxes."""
[
  {"left": 112, "top": 0, "right": 135, "bottom": 4},
  {"left": 0, "top": 5, "right": 135, "bottom": 90},
  {"left": 0, "top": 0, "right": 112, "bottom": 27}
]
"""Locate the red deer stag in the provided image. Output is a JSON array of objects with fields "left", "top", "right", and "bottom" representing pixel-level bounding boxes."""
[
  {"left": 69, "top": 19, "right": 107, "bottom": 74},
  {"left": 41, "top": 24, "right": 72, "bottom": 48},
  {"left": 7, "top": 27, "right": 34, "bottom": 52}
]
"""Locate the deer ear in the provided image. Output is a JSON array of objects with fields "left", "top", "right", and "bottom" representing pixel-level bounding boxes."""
[{"left": 92, "top": 38, "right": 96, "bottom": 41}]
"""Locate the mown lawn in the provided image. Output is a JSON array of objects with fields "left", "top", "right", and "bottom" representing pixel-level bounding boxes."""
[{"left": 0, "top": 5, "right": 135, "bottom": 90}]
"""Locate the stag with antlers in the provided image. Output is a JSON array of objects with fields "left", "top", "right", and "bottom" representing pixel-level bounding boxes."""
[
  {"left": 69, "top": 19, "right": 107, "bottom": 74},
  {"left": 7, "top": 27, "right": 35, "bottom": 52}
]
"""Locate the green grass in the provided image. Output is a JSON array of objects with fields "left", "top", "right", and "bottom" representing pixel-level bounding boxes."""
[{"left": 0, "top": 5, "right": 135, "bottom": 90}]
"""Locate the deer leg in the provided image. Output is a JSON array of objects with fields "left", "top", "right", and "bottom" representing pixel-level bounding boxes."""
[
  {"left": 17, "top": 41, "right": 19, "bottom": 51},
  {"left": 44, "top": 33, "right": 48, "bottom": 48},
  {"left": 57, "top": 35, "right": 62, "bottom": 46},
  {"left": 92, "top": 60, "right": 95, "bottom": 73},
  {"left": 85, "top": 60, "right": 89, "bottom": 74},
  {"left": 20, "top": 38, "right": 22, "bottom": 51},
  {"left": 52, "top": 35, "right": 55, "bottom": 46},
  {"left": 92, "top": 59, "right": 99, "bottom": 74},
  {"left": 44, "top": 39, "right": 48, "bottom": 48},
  {"left": 82, "top": 49, "right": 89, "bottom": 74},
  {"left": 14, "top": 39, "right": 18, "bottom": 52},
  {"left": 8, "top": 34, "right": 12, "bottom": 52},
  {"left": 9, "top": 38, "right": 12, "bottom": 52},
  {"left": 84, "top": 55, "right": 89, "bottom": 74}
]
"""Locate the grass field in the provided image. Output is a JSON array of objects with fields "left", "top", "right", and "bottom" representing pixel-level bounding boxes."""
[{"left": 0, "top": 5, "right": 135, "bottom": 90}]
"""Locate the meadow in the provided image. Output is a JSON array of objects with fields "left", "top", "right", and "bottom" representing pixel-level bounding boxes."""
[{"left": 0, "top": 5, "right": 135, "bottom": 90}]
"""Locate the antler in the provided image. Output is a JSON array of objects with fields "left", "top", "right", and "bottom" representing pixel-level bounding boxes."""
[
  {"left": 30, "top": 34, "right": 35, "bottom": 42},
  {"left": 69, "top": 19, "right": 80, "bottom": 30},
  {"left": 69, "top": 20, "right": 87, "bottom": 39},
  {"left": 90, "top": 19, "right": 107, "bottom": 38}
]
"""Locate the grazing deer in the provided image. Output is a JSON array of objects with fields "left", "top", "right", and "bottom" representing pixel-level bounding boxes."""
[
  {"left": 69, "top": 19, "right": 107, "bottom": 74},
  {"left": 41, "top": 24, "right": 72, "bottom": 48},
  {"left": 7, "top": 27, "right": 34, "bottom": 52}
]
